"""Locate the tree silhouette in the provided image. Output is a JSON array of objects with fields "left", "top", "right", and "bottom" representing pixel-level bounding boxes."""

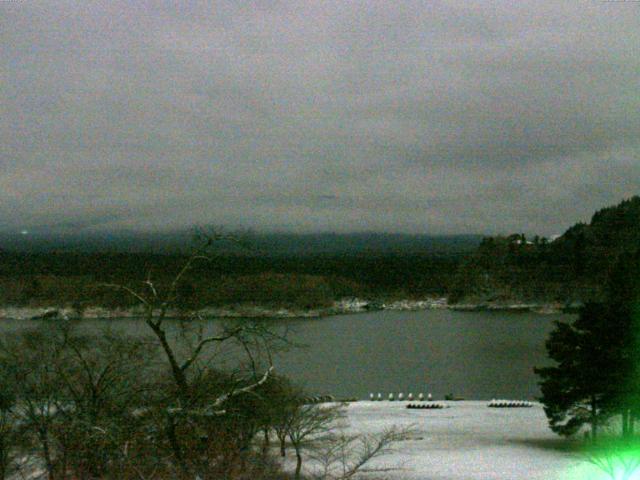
[{"left": 536, "top": 248, "right": 640, "bottom": 439}]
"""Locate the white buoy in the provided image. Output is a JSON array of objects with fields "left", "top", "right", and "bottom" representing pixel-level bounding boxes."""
[
  {"left": 418, "top": 393, "right": 424, "bottom": 401},
  {"left": 398, "top": 393, "right": 404, "bottom": 401},
  {"left": 377, "top": 393, "right": 382, "bottom": 401},
  {"left": 408, "top": 393, "right": 414, "bottom": 401},
  {"left": 428, "top": 393, "right": 433, "bottom": 401},
  {"left": 388, "top": 393, "right": 395, "bottom": 401}
]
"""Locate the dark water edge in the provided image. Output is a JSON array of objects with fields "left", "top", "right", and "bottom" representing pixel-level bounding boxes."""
[{"left": 0, "top": 309, "right": 571, "bottom": 401}]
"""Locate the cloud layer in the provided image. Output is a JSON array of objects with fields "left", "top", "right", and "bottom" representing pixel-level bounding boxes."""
[{"left": 2, "top": 1, "right": 639, "bottom": 235}]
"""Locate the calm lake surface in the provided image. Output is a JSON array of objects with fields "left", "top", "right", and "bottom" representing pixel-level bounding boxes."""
[{"left": 0, "top": 309, "right": 568, "bottom": 400}]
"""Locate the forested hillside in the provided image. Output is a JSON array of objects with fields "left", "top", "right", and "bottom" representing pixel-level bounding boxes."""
[
  {"left": 0, "top": 234, "right": 476, "bottom": 310},
  {"left": 2, "top": 198, "right": 638, "bottom": 311},
  {"left": 449, "top": 196, "right": 640, "bottom": 305},
  {"left": 0, "top": 251, "right": 462, "bottom": 311}
]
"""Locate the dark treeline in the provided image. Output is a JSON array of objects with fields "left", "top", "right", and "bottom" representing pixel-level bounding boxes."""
[
  {"left": 0, "top": 232, "right": 479, "bottom": 309},
  {"left": 3, "top": 196, "right": 639, "bottom": 310},
  {"left": 0, "top": 232, "right": 482, "bottom": 256},
  {"left": 0, "top": 251, "right": 463, "bottom": 309},
  {"left": 451, "top": 196, "right": 640, "bottom": 305}
]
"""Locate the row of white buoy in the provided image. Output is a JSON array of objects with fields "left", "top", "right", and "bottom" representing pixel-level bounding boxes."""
[
  {"left": 488, "top": 399, "right": 533, "bottom": 408},
  {"left": 369, "top": 393, "right": 433, "bottom": 401}
]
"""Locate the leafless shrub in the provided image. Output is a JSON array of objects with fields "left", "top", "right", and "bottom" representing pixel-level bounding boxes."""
[
  {"left": 308, "top": 426, "right": 413, "bottom": 480},
  {"left": 286, "top": 403, "right": 346, "bottom": 479},
  {"left": 0, "top": 321, "right": 156, "bottom": 480}
]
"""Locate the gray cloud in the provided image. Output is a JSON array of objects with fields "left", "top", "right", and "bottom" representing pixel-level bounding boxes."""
[{"left": 1, "top": 1, "right": 639, "bottom": 236}]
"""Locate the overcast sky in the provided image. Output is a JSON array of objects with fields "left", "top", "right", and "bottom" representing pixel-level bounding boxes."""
[{"left": 1, "top": 1, "right": 639, "bottom": 236}]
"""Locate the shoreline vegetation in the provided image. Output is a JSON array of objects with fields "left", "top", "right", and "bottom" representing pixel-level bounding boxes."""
[
  {"left": 2, "top": 197, "right": 637, "bottom": 322},
  {"left": 1, "top": 297, "right": 575, "bottom": 321}
]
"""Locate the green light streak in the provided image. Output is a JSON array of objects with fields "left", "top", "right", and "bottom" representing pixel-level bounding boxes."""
[{"left": 563, "top": 439, "right": 640, "bottom": 480}]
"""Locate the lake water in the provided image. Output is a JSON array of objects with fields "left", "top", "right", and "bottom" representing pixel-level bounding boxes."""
[{"left": 0, "top": 309, "right": 567, "bottom": 401}]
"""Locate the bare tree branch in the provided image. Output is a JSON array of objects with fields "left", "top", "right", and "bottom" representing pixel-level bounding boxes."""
[
  {"left": 209, "top": 365, "right": 274, "bottom": 412},
  {"left": 164, "top": 254, "right": 209, "bottom": 306},
  {"left": 144, "top": 271, "right": 158, "bottom": 300},
  {"left": 179, "top": 327, "right": 243, "bottom": 373},
  {"left": 167, "top": 366, "right": 275, "bottom": 417},
  {"left": 308, "top": 426, "right": 413, "bottom": 480}
]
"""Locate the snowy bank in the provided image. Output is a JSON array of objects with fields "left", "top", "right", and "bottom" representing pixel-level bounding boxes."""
[
  {"left": 0, "top": 297, "right": 450, "bottom": 320},
  {"left": 298, "top": 401, "right": 600, "bottom": 480},
  {"left": 0, "top": 297, "right": 567, "bottom": 321}
]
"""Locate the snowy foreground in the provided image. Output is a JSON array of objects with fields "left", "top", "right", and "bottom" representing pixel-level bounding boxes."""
[{"left": 292, "top": 401, "right": 603, "bottom": 480}]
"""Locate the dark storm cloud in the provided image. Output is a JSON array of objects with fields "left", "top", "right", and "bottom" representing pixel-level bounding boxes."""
[{"left": 1, "top": 1, "right": 639, "bottom": 235}]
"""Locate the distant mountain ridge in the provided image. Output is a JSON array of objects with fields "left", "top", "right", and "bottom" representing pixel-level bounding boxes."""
[{"left": 0, "top": 230, "right": 482, "bottom": 256}]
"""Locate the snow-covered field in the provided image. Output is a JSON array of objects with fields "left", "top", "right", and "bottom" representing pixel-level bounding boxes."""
[{"left": 320, "top": 401, "right": 601, "bottom": 480}]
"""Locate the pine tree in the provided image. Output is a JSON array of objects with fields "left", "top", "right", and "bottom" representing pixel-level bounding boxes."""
[
  {"left": 535, "top": 303, "right": 616, "bottom": 438},
  {"left": 535, "top": 248, "right": 640, "bottom": 439},
  {"left": 603, "top": 249, "right": 640, "bottom": 437}
]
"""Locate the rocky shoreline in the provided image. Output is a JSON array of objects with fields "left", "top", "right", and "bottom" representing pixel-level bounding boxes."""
[{"left": 0, "top": 297, "right": 575, "bottom": 321}]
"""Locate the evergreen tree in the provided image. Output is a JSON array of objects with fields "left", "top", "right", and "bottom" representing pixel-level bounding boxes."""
[
  {"left": 603, "top": 249, "right": 640, "bottom": 436},
  {"left": 535, "top": 303, "right": 617, "bottom": 438},
  {"left": 535, "top": 248, "right": 640, "bottom": 439}
]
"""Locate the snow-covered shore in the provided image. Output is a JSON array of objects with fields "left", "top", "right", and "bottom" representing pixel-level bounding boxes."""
[
  {"left": 0, "top": 297, "right": 567, "bottom": 320},
  {"left": 0, "top": 298, "right": 447, "bottom": 320},
  {"left": 302, "top": 401, "right": 597, "bottom": 480}
]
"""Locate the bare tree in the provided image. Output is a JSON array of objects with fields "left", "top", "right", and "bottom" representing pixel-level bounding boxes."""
[
  {"left": 100, "top": 237, "right": 276, "bottom": 407},
  {"left": 0, "top": 321, "right": 157, "bottom": 480},
  {"left": 253, "top": 375, "right": 303, "bottom": 459},
  {"left": 54, "top": 326, "right": 155, "bottom": 479},
  {"left": 0, "top": 327, "right": 69, "bottom": 480},
  {"left": 308, "top": 427, "right": 412, "bottom": 480},
  {"left": 0, "top": 368, "right": 17, "bottom": 480},
  {"left": 286, "top": 403, "right": 346, "bottom": 480},
  {"left": 99, "top": 237, "right": 286, "bottom": 478}
]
